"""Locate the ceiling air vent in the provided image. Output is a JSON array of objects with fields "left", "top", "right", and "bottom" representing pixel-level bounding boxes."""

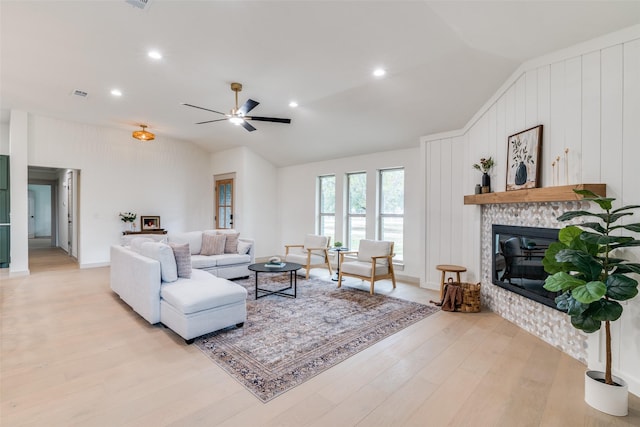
[
  {"left": 72, "top": 89, "right": 88, "bottom": 98},
  {"left": 125, "top": 0, "right": 152, "bottom": 10}
]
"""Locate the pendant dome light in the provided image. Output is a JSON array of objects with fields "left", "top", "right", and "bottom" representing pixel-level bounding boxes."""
[{"left": 132, "top": 124, "right": 155, "bottom": 141}]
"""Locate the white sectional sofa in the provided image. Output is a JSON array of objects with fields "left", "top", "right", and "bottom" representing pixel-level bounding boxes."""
[
  {"left": 110, "top": 243, "right": 247, "bottom": 343},
  {"left": 111, "top": 229, "right": 255, "bottom": 343}
]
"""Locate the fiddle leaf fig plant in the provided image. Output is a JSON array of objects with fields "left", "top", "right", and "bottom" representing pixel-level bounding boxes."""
[{"left": 542, "top": 189, "right": 640, "bottom": 385}]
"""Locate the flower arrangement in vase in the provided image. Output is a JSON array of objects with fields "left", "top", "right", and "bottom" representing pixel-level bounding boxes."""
[
  {"left": 472, "top": 157, "right": 495, "bottom": 193},
  {"left": 119, "top": 212, "right": 137, "bottom": 232}
]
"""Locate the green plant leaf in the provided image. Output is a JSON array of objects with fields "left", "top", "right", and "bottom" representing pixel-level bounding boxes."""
[
  {"left": 544, "top": 272, "right": 585, "bottom": 292},
  {"left": 542, "top": 242, "right": 570, "bottom": 274},
  {"left": 611, "top": 205, "right": 640, "bottom": 214},
  {"left": 557, "top": 211, "right": 602, "bottom": 222},
  {"left": 570, "top": 310, "right": 601, "bottom": 333},
  {"left": 589, "top": 299, "right": 623, "bottom": 322},
  {"left": 555, "top": 292, "right": 589, "bottom": 316},
  {"left": 573, "top": 189, "right": 602, "bottom": 199},
  {"left": 572, "top": 281, "right": 606, "bottom": 304},
  {"left": 555, "top": 249, "right": 603, "bottom": 281},
  {"left": 608, "top": 241, "right": 640, "bottom": 252},
  {"left": 606, "top": 274, "right": 639, "bottom": 301},
  {"left": 613, "top": 263, "right": 640, "bottom": 274},
  {"left": 558, "top": 226, "right": 583, "bottom": 246},
  {"left": 610, "top": 222, "right": 640, "bottom": 233},
  {"left": 607, "top": 212, "right": 635, "bottom": 223},
  {"left": 580, "top": 232, "right": 634, "bottom": 246},
  {"left": 579, "top": 222, "right": 607, "bottom": 234}
]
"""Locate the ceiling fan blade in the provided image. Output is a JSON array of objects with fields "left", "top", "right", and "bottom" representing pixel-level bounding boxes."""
[
  {"left": 238, "top": 99, "right": 259, "bottom": 115},
  {"left": 182, "top": 103, "right": 226, "bottom": 116},
  {"left": 241, "top": 121, "right": 257, "bottom": 132},
  {"left": 246, "top": 116, "right": 291, "bottom": 124},
  {"left": 195, "top": 118, "right": 228, "bottom": 125}
]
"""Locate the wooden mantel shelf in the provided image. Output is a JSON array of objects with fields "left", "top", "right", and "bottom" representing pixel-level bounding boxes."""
[{"left": 464, "top": 184, "right": 606, "bottom": 205}]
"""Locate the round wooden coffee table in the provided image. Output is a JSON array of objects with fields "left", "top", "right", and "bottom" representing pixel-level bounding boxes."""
[{"left": 436, "top": 264, "right": 467, "bottom": 300}]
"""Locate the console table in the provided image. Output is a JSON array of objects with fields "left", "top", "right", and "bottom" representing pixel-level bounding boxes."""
[{"left": 122, "top": 230, "right": 167, "bottom": 235}]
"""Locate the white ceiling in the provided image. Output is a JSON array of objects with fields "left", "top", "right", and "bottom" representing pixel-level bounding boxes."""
[{"left": 2, "top": 1, "right": 639, "bottom": 167}]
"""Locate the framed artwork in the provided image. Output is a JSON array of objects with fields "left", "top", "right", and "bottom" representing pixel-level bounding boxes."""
[
  {"left": 506, "top": 125, "right": 543, "bottom": 191},
  {"left": 141, "top": 216, "right": 161, "bottom": 230}
]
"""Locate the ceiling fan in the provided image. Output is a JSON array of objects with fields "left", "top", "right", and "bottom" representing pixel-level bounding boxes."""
[{"left": 182, "top": 82, "right": 291, "bottom": 132}]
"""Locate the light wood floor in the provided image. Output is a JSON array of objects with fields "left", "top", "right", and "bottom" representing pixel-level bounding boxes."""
[{"left": 1, "top": 251, "right": 639, "bottom": 426}]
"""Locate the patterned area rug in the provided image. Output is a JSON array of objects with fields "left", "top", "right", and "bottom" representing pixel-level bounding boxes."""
[{"left": 195, "top": 275, "right": 438, "bottom": 402}]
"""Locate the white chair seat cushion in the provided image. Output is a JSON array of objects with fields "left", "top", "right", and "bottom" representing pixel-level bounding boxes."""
[
  {"left": 285, "top": 252, "right": 326, "bottom": 265},
  {"left": 169, "top": 231, "right": 203, "bottom": 255},
  {"left": 341, "top": 260, "right": 389, "bottom": 277},
  {"left": 357, "top": 240, "right": 392, "bottom": 266},
  {"left": 160, "top": 270, "right": 247, "bottom": 315}
]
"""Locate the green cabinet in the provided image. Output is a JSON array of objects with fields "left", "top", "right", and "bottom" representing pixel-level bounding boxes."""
[{"left": 0, "top": 155, "right": 9, "bottom": 267}]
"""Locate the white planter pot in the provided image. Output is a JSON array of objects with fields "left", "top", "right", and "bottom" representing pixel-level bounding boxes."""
[{"left": 584, "top": 370, "right": 628, "bottom": 416}]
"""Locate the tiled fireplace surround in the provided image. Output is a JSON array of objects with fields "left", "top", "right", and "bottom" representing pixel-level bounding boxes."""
[{"left": 480, "top": 201, "right": 591, "bottom": 364}]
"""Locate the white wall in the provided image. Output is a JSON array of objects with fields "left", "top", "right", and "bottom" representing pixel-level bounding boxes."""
[
  {"left": 8, "top": 113, "right": 214, "bottom": 269},
  {"left": 278, "top": 147, "right": 422, "bottom": 280},
  {"left": 211, "top": 146, "right": 279, "bottom": 259},
  {"left": 27, "top": 184, "right": 51, "bottom": 237},
  {"left": 422, "top": 26, "right": 640, "bottom": 395},
  {"left": 0, "top": 123, "right": 9, "bottom": 155}
]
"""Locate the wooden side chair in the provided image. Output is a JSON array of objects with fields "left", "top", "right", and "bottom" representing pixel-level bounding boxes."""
[
  {"left": 337, "top": 239, "right": 396, "bottom": 295},
  {"left": 284, "top": 234, "right": 333, "bottom": 279}
]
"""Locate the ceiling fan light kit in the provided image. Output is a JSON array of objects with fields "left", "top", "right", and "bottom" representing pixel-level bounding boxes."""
[
  {"left": 132, "top": 124, "right": 155, "bottom": 141},
  {"left": 183, "top": 82, "right": 292, "bottom": 132}
]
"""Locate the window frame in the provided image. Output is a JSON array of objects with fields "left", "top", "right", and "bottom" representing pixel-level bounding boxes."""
[
  {"left": 346, "top": 171, "right": 367, "bottom": 251},
  {"left": 317, "top": 175, "right": 336, "bottom": 241},
  {"left": 378, "top": 167, "right": 404, "bottom": 262}
]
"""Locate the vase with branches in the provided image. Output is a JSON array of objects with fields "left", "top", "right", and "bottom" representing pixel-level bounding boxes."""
[{"left": 473, "top": 157, "right": 495, "bottom": 192}]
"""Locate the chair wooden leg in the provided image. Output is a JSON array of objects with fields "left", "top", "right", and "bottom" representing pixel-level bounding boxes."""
[
  {"left": 337, "top": 271, "right": 343, "bottom": 288},
  {"left": 439, "top": 270, "right": 446, "bottom": 300}
]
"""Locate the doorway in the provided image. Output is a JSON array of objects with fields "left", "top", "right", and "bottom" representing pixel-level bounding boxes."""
[{"left": 27, "top": 167, "right": 79, "bottom": 269}]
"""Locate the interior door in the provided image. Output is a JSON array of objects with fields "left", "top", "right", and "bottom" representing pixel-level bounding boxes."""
[
  {"left": 28, "top": 191, "right": 35, "bottom": 239},
  {"left": 215, "top": 179, "right": 234, "bottom": 229},
  {"left": 66, "top": 172, "right": 73, "bottom": 256}
]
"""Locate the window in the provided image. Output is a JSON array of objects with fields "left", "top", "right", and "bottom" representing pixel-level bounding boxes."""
[
  {"left": 215, "top": 178, "right": 233, "bottom": 229},
  {"left": 347, "top": 172, "right": 366, "bottom": 250},
  {"left": 317, "top": 175, "right": 335, "bottom": 243},
  {"left": 379, "top": 168, "right": 404, "bottom": 261}
]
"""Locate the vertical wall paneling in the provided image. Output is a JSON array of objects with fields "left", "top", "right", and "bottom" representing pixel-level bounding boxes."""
[
  {"left": 515, "top": 75, "right": 526, "bottom": 131},
  {"left": 620, "top": 38, "right": 640, "bottom": 387},
  {"left": 487, "top": 104, "right": 498, "bottom": 187},
  {"left": 565, "top": 57, "right": 583, "bottom": 185},
  {"left": 601, "top": 44, "right": 624, "bottom": 200},
  {"left": 525, "top": 69, "right": 538, "bottom": 128},
  {"left": 439, "top": 140, "right": 453, "bottom": 264},
  {"left": 581, "top": 51, "right": 602, "bottom": 183},
  {"left": 550, "top": 61, "right": 567, "bottom": 186},
  {"left": 450, "top": 137, "right": 464, "bottom": 267},
  {"left": 426, "top": 141, "right": 442, "bottom": 287},
  {"left": 495, "top": 97, "right": 507, "bottom": 192},
  {"left": 538, "top": 65, "right": 552, "bottom": 188}
]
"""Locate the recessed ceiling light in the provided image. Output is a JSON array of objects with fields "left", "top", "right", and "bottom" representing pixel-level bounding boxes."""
[
  {"left": 289, "top": 101, "right": 298, "bottom": 108},
  {"left": 373, "top": 68, "right": 386, "bottom": 77},
  {"left": 148, "top": 50, "right": 162, "bottom": 60},
  {"left": 110, "top": 89, "right": 122, "bottom": 97}
]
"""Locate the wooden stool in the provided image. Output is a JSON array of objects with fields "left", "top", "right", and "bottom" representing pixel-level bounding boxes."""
[{"left": 436, "top": 264, "right": 467, "bottom": 300}]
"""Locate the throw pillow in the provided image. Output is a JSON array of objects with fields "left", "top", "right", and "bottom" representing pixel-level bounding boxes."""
[
  {"left": 237, "top": 240, "right": 252, "bottom": 255},
  {"left": 139, "top": 241, "right": 178, "bottom": 283},
  {"left": 130, "top": 237, "right": 154, "bottom": 253},
  {"left": 169, "top": 242, "right": 192, "bottom": 278},
  {"left": 223, "top": 232, "right": 240, "bottom": 254},
  {"left": 201, "top": 232, "right": 226, "bottom": 256}
]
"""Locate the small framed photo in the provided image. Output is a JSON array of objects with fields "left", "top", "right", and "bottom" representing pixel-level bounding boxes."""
[
  {"left": 506, "top": 125, "right": 543, "bottom": 191},
  {"left": 141, "top": 216, "right": 161, "bottom": 230}
]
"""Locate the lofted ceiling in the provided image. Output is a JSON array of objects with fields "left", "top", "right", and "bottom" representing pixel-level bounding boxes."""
[{"left": 1, "top": 1, "right": 639, "bottom": 167}]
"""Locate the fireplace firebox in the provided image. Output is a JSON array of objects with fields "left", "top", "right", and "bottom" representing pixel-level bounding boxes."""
[{"left": 492, "top": 224, "right": 561, "bottom": 310}]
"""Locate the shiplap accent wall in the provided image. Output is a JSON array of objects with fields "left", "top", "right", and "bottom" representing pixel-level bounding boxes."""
[{"left": 421, "top": 27, "right": 640, "bottom": 395}]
